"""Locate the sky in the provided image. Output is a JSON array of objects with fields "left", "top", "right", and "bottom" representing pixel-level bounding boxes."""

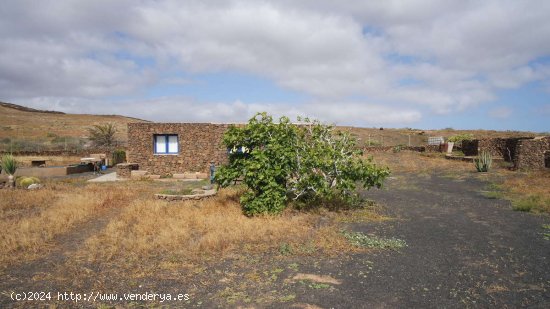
[{"left": 1, "top": 0, "right": 549, "bottom": 131}]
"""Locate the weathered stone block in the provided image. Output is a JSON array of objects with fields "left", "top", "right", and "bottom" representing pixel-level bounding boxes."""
[
  {"left": 183, "top": 172, "right": 197, "bottom": 179},
  {"left": 131, "top": 170, "right": 149, "bottom": 179}
]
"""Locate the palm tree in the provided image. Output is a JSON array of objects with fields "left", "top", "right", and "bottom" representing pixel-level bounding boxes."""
[{"left": 87, "top": 123, "right": 117, "bottom": 147}]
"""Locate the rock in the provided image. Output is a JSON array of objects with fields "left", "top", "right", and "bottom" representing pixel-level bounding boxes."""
[
  {"left": 27, "top": 183, "right": 43, "bottom": 190},
  {"left": 183, "top": 172, "right": 197, "bottom": 179},
  {"left": 196, "top": 172, "right": 208, "bottom": 179},
  {"left": 201, "top": 185, "right": 213, "bottom": 190}
]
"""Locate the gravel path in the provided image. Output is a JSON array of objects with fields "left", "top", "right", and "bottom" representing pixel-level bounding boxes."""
[{"left": 294, "top": 173, "right": 550, "bottom": 308}]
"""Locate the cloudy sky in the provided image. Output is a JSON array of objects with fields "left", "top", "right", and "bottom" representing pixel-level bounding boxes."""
[{"left": 1, "top": 0, "right": 549, "bottom": 131}]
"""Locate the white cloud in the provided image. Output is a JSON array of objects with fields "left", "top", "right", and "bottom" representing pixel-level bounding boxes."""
[
  {"left": 12, "top": 96, "right": 420, "bottom": 127},
  {"left": 1, "top": 0, "right": 550, "bottom": 124}
]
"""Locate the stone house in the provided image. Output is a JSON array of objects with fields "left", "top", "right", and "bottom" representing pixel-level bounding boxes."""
[
  {"left": 127, "top": 123, "right": 230, "bottom": 176},
  {"left": 462, "top": 136, "right": 550, "bottom": 170}
]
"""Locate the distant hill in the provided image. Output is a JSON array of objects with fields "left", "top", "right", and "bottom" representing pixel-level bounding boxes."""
[
  {"left": 0, "top": 101, "right": 149, "bottom": 150},
  {"left": 0, "top": 101, "right": 543, "bottom": 151}
]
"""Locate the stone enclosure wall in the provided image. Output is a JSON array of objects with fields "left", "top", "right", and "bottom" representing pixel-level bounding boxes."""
[
  {"left": 514, "top": 136, "right": 550, "bottom": 170},
  {"left": 127, "top": 123, "right": 229, "bottom": 176},
  {"left": 462, "top": 136, "right": 550, "bottom": 170}
]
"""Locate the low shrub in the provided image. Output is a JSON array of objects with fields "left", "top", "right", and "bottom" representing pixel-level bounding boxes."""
[
  {"left": 159, "top": 188, "right": 194, "bottom": 195},
  {"left": 111, "top": 149, "right": 126, "bottom": 165},
  {"left": 513, "top": 195, "right": 550, "bottom": 213},
  {"left": 17, "top": 177, "right": 41, "bottom": 188},
  {"left": 448, "top": 133, "right": 474, "bottom": 145}
]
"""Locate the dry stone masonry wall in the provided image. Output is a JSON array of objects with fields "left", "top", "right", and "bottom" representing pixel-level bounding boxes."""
[
  {"left": 127, "top": 123, "right": 229, "bottom": 176},
  {"left": 513, "top": 136, "right": 550, "bottom": 170},
  {"left": 463, "top": 136, "right": 550, "bottom": 170}
]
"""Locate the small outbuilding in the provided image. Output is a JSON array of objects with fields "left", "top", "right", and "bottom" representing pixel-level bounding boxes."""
[{"left": 127, "top": 123, "right": 230, "bottom": 176}]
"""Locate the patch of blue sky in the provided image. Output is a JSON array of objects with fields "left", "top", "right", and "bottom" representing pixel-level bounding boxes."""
[
  {"left": 362, "top": 25, "right": 384, "bottom": 37},
  {"left": 416, "top": 83, "right": 549, "bottom": 132},
  {"left": 383, "top": 52, "right": 437, "bottom": 66},
  {"left": 145, "top": 71, "right": 309, "bottom": 104},
  {"left": 84, "top": 50, "right": 155, "bottom": 70},
  {"left": 114, "top": 50, "right": 155, "bottom": 67},
  {"left": 528, "top": 55, "right": 550, "bottom": 66}
]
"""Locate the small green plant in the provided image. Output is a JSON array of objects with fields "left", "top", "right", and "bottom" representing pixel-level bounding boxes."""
[
  {"left": 512, "top": 195, "right": 550, "bottom": 212},
  {"left": 483, "top": 191, "right": 504, "bottom": 199},
  {"left": 392, "top": 145, "right": 402, "bottom": 153},
  {"left": 17, "top": 176, "right": 40, "bottom": 188},
  {"left": 542, "top": 224, "right": 550, "bottom": 240},
  {"left": 159, "top": 188, "right": 193, "bottom": 195},
  {"left": 279, "top": 243, "right": 293, "bottom": 255},
  {"left": 448, "top": 133, "right": 474, "bottom": 144},
  {"left": 111, "top": 149, "right": 126, "bottom": 165},
  {"left": 279, "top": 294, "right": 296, "bottom": 302},
  {"left": 474, "top": 151, "right": 492, "bottom": 172},
  {"left": 309, "top": 282, "right": 331, "bottom": 289},
  {"left": 341, "top": 231, "right": 406, "bottom": 249},
  {"left": 482, "top": 183, "right": 505, "bottom": 199},
  {"left": 0, "top": 154, "right": 18, "bottom": 175}
]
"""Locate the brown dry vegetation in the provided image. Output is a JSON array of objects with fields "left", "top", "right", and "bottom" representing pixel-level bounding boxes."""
[
  {"left": 0, "top": 102, "right": 146, "bottom": 143},
  {"left": 2, "top": 102, "right": 544, "bottom": 150},
  {"left": 83, "top": 187, "right": 360, "bottom": 266},
  {"left": 369, "top": 151, "right": 474, "bottom": 175},
  {"left": 341, "top": 126, "right": 544, "bottom": 147},
  {"left": 1, "top": 178, "right": 374, "bottom": 271},
  {"left": 0, "top": 182, "right": 132, "bottom": 266}
]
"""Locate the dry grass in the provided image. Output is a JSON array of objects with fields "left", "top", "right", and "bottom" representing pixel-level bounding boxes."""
[
  {"left": 84, "top": 188, "right": 356, "bottom": 264},
  {"left": 0, "top": 103, "right": 145, "bottom": 142},
  {"left": 498, "top": 170, "right": 550, "bottom": 213},
  {"left": 370, "top": 151, "right": 474, "bottom": 174},
  {"left": 341, "top": 126, "right": 542, "bottom": 147},
  {"left": 0, "top": 183, "right": 132, "bottom": 266}
]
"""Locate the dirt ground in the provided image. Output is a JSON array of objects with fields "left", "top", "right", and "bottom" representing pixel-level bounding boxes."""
[{"left": 1, "top": 172, "right": 549, "bottom": 308}]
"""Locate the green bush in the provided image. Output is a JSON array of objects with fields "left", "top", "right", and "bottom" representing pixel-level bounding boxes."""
[
  {"left": 18, "top": 176, "right": 41, "bottom": 188},
  {"left": 215, "top": 113, "right": 390, "bottom": 216},
  {"left": 112, "top": 149, "right": 126, "bottom": 165},
  {"left": 448, "top": 133, "right": 474, "bottom": 143}
]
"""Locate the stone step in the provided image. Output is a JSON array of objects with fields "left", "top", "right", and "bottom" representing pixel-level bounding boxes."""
[{"left": 131, "top": 170, "right": 149, "bottom": 179}]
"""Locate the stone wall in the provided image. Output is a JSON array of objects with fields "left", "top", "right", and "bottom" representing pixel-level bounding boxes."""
[
  {"left": 464, "top": 136, "right": 550, "bottom": 170},
  {"left": 462, "top": 137, "right": 532, "bottom": 162},
  {"left": 127, "top": 123, "right": 229, "bottom": 176},
  {"left": 116, "top": 163, "right": 139, "bottom": 179},
  {"left": 513, "top": 137, "right": 550, "bottom": 170},
  {"left": 461, "top": 140, "right": 479, "bottom": 156},
  {"left": 363, "top": 146, "right": 426, "bottom": 153}
]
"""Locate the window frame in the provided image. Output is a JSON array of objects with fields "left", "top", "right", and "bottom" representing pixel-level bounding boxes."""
[{"left": 153, "top": 134, "right": 179, "bottom": 155}]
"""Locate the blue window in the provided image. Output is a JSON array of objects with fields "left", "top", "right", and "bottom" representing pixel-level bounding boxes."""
[{"left": 154, "top": 134, "right": 178, "bottom": 154}]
